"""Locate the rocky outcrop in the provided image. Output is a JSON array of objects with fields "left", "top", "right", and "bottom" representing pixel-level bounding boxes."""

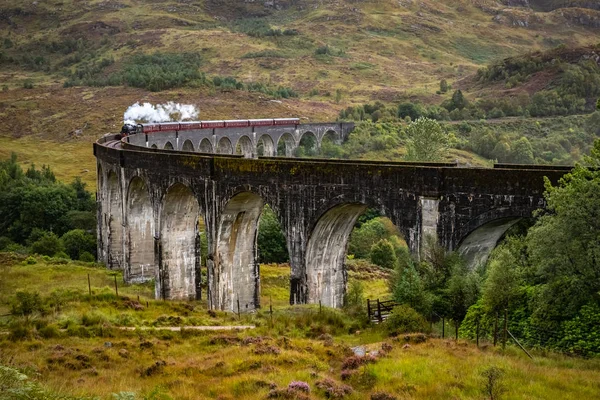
[{"left": 558, "top": 8, "right": 600, "bottom": 28}]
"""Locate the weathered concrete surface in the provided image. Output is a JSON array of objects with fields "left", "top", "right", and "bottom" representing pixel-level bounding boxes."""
[
  {"left": 215, "top": 192, "right": 263, "bottom": 311},
  {"left": 96, "top": 130, "right": 570, "bottom": 312},
  {"left": 126, "top": 177, "right": 155, "bottom": 283},
  {"left": 457, "top": 217, "right": 521, "bottom": 270},
  {"left": 158, "top": 183, "right": 201, "bottom": 301}
]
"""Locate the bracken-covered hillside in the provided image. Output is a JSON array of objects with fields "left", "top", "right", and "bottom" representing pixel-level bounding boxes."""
[{"left": 0, "top": 0, "right": 598, "bottom": 148}]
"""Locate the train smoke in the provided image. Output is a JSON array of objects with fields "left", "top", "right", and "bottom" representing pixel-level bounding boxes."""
[{"left": 123, "top": 102, "right": 199, "bottom": 124}]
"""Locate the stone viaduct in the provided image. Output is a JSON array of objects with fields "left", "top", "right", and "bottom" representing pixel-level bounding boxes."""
[{"left": 94, "top": 122, "right": 570, "bottom": 312}]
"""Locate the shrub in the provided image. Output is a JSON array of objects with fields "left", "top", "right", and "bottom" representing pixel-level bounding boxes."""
[
  {"left": 384, "top": 305, "right": 429, "bottom": 336},
  {"left": 79, "top": 251, "right": 95, "bottom": 262},
  {"left": 30, "top": 231, "right": 64, "bottom": 257},
  {"left": 370, "top": 239, "right": 397, "bottom": 269},
  {"left": 0, "top": 236, "right": 14, "bottom": 250},
  {"left": 480, "top": 366, "right": 505, "bottom": 400},
  {"left": 11, "top": 291, "right": 44, "bottom": 316},
  {"left": 558, "top": 303, "right": 600, "bottom": 356},
  {"left": 315, "top": 378, "right": 353, "bottom": 398},
  {"left": 62, "top": 229, "right": 96, "bottom": 260},
  {"left": 8, "top": 321, "right": 34, "bottom": 341},
  {"left": 38, "top": 324, "right": 61, "bottom": 339}
]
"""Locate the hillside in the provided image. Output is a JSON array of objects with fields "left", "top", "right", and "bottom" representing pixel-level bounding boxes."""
[
  {"left": 1, "top": 255, "right": 599, "bottom": 399},
  {"left": 0, "top": 0, "right": 599, "bottom": 182}
]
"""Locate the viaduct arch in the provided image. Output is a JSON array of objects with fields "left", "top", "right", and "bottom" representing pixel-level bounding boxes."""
[{"left": 95, "top": 123, "right": 570, "bottom": 312}]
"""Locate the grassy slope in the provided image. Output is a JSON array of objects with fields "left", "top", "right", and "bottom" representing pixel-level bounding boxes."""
[{"left": 1, "top": 255, "right": 599, "bottom": 399}]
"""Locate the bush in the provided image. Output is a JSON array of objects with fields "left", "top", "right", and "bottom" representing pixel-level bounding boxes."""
[
  {"left": 30, "top": 231, "right": 64, "bottom": 257},
  {"left": 8, "top": 321, "right": 34, "bottom": 341},
  {"left": 558, "top": 303, "right": 600, "bottom": 356},
  {"left": 61, "top": 229, "right": 96, "bottom": 260},
  {"left": 11, "top": 291, "right": 44, "bottom": 316},
  {"left": 79, "top": 251, "right": 95, "bottom": 262},
  {"left": 384, "top": 305, "right": 429, "bottom": 336},
  {"left": 0, "top": 236, "right": 14, "bottom": 250},
  {"left": 38, "top": 324, "right": 61, "bottom": 339},
  {"left": 369, "top": 239, "right": 397, "bottom": 269}
]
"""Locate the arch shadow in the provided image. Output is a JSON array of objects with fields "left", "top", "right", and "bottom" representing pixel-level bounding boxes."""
[
  {"left": 182, "top": 140, "right": 194, "bottom": 152},
  {"left": 217, "top": 137, "right": 233, "bottom": 154},
  {"left": 199, "top": 138, "right": 213, "bottom": 153}
]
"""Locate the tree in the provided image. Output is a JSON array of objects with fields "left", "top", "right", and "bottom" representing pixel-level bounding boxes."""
[
  {"left": 444, "top": 90, "right": 468, "bottom": 111},
  {"left": 482, "top": 245, "right": 522, "bottom": 314},
  {"left": 404, "top": 117, "right": 448, "bottom": 162},
  {"left": 397, "top": 102, "right": 423, "bottom": 121},
  {"left": 61, "top": 229, "right": 96, "bottom": 260},
  {"left": 390, "top": 262, "right": 432, "bottom": 315},
  {"left": 447, "top": 268, "right": 480, "bottom": 337},
  {"left": 257, "top": 206, "right": 288, "bottom": 263},
  {"left": 370, "top": 239, "right": 397, "bottom": 269},
  {"left": 348, "top": 217, "right": 399, "bottom": 259},
  {"left": 439, "top": 79, "right": 449, "bottom": 93},
  {"left": 526, "top": 140, "right": 600, "bottom": 323},
  {"left": 511, "top": 137, "right": 534, "bottom": 164}
]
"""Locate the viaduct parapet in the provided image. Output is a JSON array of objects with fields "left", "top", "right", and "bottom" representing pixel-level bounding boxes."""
[{"left": 94, "top": 122, "right": 570, "bottom": 312}]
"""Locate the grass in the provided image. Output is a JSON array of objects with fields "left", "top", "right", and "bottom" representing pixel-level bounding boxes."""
[
  {"left": 1, "top": 253, "right": 599, "bottom": 399},
  {"left": 0, "top": 136, "right": 97, "bottom": 190}
]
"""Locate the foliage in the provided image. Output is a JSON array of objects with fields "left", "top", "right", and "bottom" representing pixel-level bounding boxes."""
[
  {"left": 0, "top": 154, "right": 96, "bottom": 252},
  {"left": 404, "top": 118, "right": 448, "bottom": 162},
  {"left": 526, "top": 140, "right": 600, "bottom": 325},
  {"left": 61, "top": 229, "right": 96, "bottom": 260},
  {"left": 480, "top": 366, "right": 505, "bottom": 400},
  {"left": 369, "top": 239, "right": 397, "bottom": 269},
  {"left": 446, "top": 262, "right": 480, "bottom": 329},
  {"left": 66, "top": 52, "right": 203, "bottom": 91},
  {"left": 11, "top": 290, "right": 44, "bottom": 316},
  {"left": 558, "top": 303, "right": 600, "bottom": 356},
  {"left": 258, "top": 206, "right": 288, "bottom": 263},
  {"left": 348, "top": 217, "right": 401, "bottom": 259},
  {"left": 231, "top": 18, "right": 298, "bottom": 38},
  {"left": 390, "top": 262, "right": 432, "bottom": 316},
  {"left": 384, "top": 305, "right": 429, "bottom": 335},
  {"left": 344, "top": 279, "right": 366, "bottom": 317},
  {"left": 482, "top": 244, "right": 523, "bottom": 313}
]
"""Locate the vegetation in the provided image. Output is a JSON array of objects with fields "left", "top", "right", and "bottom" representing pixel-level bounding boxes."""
[
  {"left": 1, "top": 255, "right": 599, "bottom": 399},
  {"left": 0, "top": 154, "right": 96, "bottom": 260}
]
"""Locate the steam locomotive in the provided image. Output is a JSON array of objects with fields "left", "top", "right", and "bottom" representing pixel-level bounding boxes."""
[{"left": 120, "top": 118, "right": 300, "bottom": 136}]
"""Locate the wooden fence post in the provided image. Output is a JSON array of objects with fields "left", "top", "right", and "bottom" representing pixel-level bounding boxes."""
[{"left": 377, "top": 299, "right": 383, "bottom": 323}]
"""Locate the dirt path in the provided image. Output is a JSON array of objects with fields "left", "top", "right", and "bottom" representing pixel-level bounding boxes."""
[
  {"left": 117, "top": 325, "right": 256, "bottom": 331},
  {"left": 0, "top": 325, "right": 256, "bottom": 335}
]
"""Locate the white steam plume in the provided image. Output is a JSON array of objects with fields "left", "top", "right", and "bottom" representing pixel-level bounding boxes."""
[{"left": 123, "top": 102, "right": 199, "bottom": 124}]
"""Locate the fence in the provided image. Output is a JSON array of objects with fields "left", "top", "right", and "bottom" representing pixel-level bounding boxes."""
[
  {"left": 366, "top": 298, "right": 398, "bottom": 323},
  {"left": 366, "top": 302, "right": 536, "bottom": 358}
]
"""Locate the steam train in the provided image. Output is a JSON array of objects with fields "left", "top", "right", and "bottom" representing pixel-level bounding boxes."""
[{"left": 120, "top": 118, "right": 300, "bottom": 136}]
